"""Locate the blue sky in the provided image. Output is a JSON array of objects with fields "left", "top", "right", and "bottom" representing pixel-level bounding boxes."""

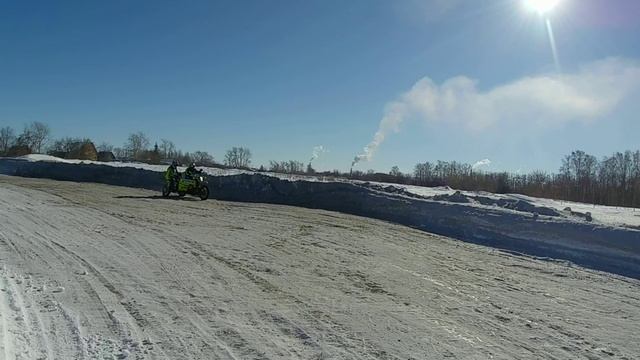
[{"left": 1, "top": 0, "right": 639, "bottom": 173}]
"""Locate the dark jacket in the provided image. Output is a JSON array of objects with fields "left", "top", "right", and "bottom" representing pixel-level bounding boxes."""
[{"left": 185, "top": 166, "right": 201, "bottom": 179}]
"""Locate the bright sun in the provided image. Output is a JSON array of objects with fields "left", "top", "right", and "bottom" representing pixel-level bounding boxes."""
[{"left": 524, "top": 0, "right": 563, "bottom": 15}]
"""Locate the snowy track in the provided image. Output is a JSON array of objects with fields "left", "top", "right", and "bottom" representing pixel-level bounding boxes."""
[{"left": 0, "top": 175, "right": 639, "bottom": 359}]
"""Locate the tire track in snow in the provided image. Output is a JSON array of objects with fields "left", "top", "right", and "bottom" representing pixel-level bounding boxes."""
[
  {"left": 183, "top": 241, "right": 381, "bottom": 359},
  {"left": 45, "top": 189, "right": 240, "bottom": 359},
  {"left": 0, "top": 276, "right": 16, "bottom": 360},
  {"left": 44, "top": 232, "right": 159, "bottom": 359},
  {"left": 63, "top": 198, "right": 292, "bottom": 359},
  {"left": 0, "top": 270, "right": 50, "bottom": 360},
  {"left": 5, "top": 216, "right": 126, "bottom": 349},
  {"left": 10, "top": 275, "right": 54, "bottom": 360},
  {"left": 0, "top": 184, "right": 150, "bottom": 359}
]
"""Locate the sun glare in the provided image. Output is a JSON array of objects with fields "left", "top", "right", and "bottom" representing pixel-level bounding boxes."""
[{"left": 524, "top": 0, "right": 562, "bottom": 15}]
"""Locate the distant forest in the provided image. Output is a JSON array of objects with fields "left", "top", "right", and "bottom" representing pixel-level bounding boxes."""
[{"left": 1, "top": 122, "right": 639, "bottom": 208}]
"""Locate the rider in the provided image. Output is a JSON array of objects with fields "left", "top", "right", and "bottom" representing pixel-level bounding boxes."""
[
  {"left": 165, "top": 160, "right": 179, "bottom": 191},
  {"left": 185, "top": 162, "right": 202, "bottom": 180}
]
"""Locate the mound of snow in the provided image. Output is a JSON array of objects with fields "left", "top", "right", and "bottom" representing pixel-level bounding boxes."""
[
  {"left": 382, "top": 183, "right": 639, "bottom": 229},
  {"left": 5, "top": 155, "right": 640, "bottom": 229},
  {"left": 19, "top": 154, "right": 76, "bottom": 163}
]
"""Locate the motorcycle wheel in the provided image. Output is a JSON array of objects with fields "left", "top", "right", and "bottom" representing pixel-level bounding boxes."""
[
  {"left": 162, "top": 184, "right": 170, "bottom": 198},
  {"left": 199, "top": 186, "right": 209, "bottom": 201}
]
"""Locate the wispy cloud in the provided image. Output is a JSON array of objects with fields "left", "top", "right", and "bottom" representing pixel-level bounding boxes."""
[{"left": 353, "top": 58, "right": 640, "bottom": 165}]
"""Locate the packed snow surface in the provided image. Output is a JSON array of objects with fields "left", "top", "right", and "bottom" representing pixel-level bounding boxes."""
[{"left": 0, "top": 175, "right": 639, "bottom": 359}]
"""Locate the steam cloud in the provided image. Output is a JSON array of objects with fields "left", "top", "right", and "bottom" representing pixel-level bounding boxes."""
[
  {"left": 472, "top": 159, "right": 491, "bottom": 169},
  {"left": 309, "top": 145, "right": 327, "bottom": 164},
  {"left": 352, "top": 58, "right": 640, "bottom": 166}
]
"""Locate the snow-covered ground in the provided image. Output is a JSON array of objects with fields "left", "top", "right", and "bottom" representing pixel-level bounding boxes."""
[
  {"left": 14, "top": 154, "right": 640, "bottom": 230},
  {"left": 1, "top": 175, "right": 638, "bottom": 359}
]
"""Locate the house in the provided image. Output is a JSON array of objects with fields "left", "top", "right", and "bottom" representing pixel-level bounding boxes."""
[{"left": 97, "top": 151, "right": 116, "bottom": 162}]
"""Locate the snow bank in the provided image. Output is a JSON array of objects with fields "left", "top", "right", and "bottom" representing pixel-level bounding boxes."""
[
  {"left": 384, "top": 183, "right": 640, "bottom": 230},
  {"left": 1, "top": 156, "right": 639, "bottom": 278}
]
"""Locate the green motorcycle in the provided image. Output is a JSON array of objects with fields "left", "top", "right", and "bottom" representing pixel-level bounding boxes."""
[{"left": 162, "top": 171, "right": 210, "bottom": 200}]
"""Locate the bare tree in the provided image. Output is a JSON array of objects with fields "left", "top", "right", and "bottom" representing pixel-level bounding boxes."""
[
  {"left": 125, "top": 131, "right": 150, "bottom": 160},
  {"left": 633, "top": 151, "right": 640, "bottom": 208},
  {"left": 176, "top": 151, "right": 192, "bottom": 165},
  {"left": 288, "top": 160, "right": 304, "bottom": 173},
  {"left": 31, "top": 122, "right": 50, "bottom": 153},
  {"left": 159, "top": 139, "right": 176, "bottom": 160},
  {"left": 17, "top": 122, "right": 50, "bottom": 153},
  {"left": 390, "top": 166, "right": 402, "bottom": 177},
  {"left": 49, "top": 137, "right": 89, "bottom": 154},
  {"left": 269, "top": 160, "right": 284, "bottom": 173},
  {"left": 191, "top": 151, "right": 215, "bottom": 166},
  {"left": 414, "top": 162, "right": 433, "bottom": 184},
  {"left": 238, "top": 147, "right": 252, "bottom": 167},
  {"left": 224, "top": 147, "right": 252, "bottom": 168},
  {"left": 560, "top": 150, "right": 598, "bottom": 202},
  {"left": 269, "top": 160, "right": 305, "bottom": 174},
  {"left": 0, "top": 126, "right": 15, "bottom": 154},
  {"left": 97, "top": 142, "right": 114, "bottom": 152}
]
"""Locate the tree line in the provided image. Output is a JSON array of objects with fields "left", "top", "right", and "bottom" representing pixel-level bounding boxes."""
[
  {"left": 2, "top": 122, "right": 639, "bottom": 208},
  {"left": 0, "top": 122, "right": 51, "bottom": 155},
  {"left": 344, "top": 150, "right": 640, "bottom": 208},
  {"left": 220, "top": 150, "right": 640, "bottom": 209},
  {"left": 0, "top": 123, "right": 253, "bottom": 168}
]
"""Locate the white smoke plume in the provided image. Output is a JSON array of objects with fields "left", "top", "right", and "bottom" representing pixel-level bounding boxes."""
[
  {"left": 309, "top": 145, "right": 327, "bottom": 164},
  {"left": 472, "top": 159, "right": 491, "bottom": 169},
  {"left": 352, "top": 58, "right": 640, "bottom": 166}
]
